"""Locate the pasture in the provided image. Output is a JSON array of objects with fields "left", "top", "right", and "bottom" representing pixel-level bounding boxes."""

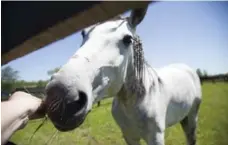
[{"left": 11, "top": 82, "right": 228, "bottom": 145}]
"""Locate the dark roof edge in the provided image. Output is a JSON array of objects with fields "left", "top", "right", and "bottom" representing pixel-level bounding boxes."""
[{"left": 2, "top": 1, "right": 152, "bottom": 65}]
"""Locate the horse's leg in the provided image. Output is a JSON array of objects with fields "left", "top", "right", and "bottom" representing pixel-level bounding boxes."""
[
  {"left": 145, "top": 116, "right": 165, "bottom": 145},
  {"left": 181, "top": 98, "right": 201, "bottom": 145},
  {"left": 97, "top": 101, "right": 100, "bottom": 107},
  {"left": 111, "top": 98, "right": 141, "bottom": 145},
  {"left": 145, "top": 125, "right": 165, "bottom": 145},
  {"left": 146, "top": 131, "right": 165, "bottom": 145},
  {"left": 122, "top": 133, "right": 141, "bottom": 145}
]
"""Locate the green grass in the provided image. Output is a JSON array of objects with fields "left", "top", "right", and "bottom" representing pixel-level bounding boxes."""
[{"left": 11, "top": 82, "right": 228, "bottom": 145}]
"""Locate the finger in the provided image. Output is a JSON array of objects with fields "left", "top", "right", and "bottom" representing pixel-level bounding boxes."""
[
  {"left": 29, "top": 112, "right": 46, "bottom": 120},
  {"left": 9, "top": 91, "right": 32, "bottom": 100},
  {"left": 29, "top": 100, "right": 47, "bottom": 120}
]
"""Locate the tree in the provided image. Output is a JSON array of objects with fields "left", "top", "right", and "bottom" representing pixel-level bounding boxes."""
[
  {"left": 196, "top": 68, "right": 203, "bottom": 77},
  {"left": 1, "top": 66, "right": 19, "bottom": 93},
  {"left": 203, "top": 70, "right": 208, "bottom": 77},
  {"left": 47, "top": 67, "right": 60, "bottom": 76},
  {"left": 1, "top": 82, "right": 15, "bottom": 93},
  {"left": 36, "top": 80, "right": 48, "bottom": 87},
  {"left": 1, "top": 66, "right": 19, "bottom": 81}
]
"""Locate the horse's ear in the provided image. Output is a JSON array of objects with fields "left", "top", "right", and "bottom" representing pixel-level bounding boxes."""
[{"left": 129, "top": 5, "right": 148, "bottom": 28}]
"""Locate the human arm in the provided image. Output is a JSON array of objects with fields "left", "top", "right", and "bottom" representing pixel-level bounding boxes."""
[{"left": 1, "top": 91, "right": 45, "bottom": 145}]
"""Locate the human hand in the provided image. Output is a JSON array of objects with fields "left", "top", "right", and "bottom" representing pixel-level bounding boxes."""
[
  {"left": 9, "top": 91, "right": 46, "bottom": 120},
  {"left": 1, "top": 91, "right": 46, "bottom": 144}
]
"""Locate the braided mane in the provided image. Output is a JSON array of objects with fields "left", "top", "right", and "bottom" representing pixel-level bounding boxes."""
[{"left": 122, "top": 34, "right": 146, "bottom": 101}]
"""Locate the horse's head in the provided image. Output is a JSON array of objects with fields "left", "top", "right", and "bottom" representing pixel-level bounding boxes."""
[{"left": 45, "top": 6, "right": 148, "bottom": 131}]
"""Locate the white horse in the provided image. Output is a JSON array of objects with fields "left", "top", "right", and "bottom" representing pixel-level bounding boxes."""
[{"left": 45, "top": 5, "right": 202, "bottom": 145}]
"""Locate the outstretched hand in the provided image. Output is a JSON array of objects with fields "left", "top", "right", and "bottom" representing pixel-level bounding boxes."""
[
  {"left": 1, "top": 91, "right": 46, "bottom": 145},
  {"left": 8, "top": 91, "right": 46, "bottom": 121}
]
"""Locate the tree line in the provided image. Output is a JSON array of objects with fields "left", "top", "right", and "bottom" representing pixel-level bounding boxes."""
[
  {"left": 2, "top": 66, "right": 227, "bottom": 95},
  {"left": 196, "top": 68, "right": 228, "bottom": 83},
  {"left": 1, "top": 66, "right": 60, "bottom": 93},
  {"left": 196, "top": 68, "right": 208, "bottom": 78},
  {"left": 1, "top": 66, "right": 103, "bottom": 106}
]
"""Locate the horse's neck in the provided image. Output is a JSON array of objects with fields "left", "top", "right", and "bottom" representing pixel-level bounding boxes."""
[
  {"left": 117, "top": 61, "right": 161, "bottom": 106},
  {"left": 144, "top": 62, "right": 163, "bottom": 96}
]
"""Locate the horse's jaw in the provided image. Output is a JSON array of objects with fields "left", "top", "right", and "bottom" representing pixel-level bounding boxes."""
[{"left": 92, "top": 76, "right": 110, "bottom": 103}]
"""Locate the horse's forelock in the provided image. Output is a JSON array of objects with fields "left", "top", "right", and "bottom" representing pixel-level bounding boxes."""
[
  {"left": 83, "top": 15, "right": 126, "bottom": 35},
  {"left": 109, "top": 15, "right": 125, "bottom": 21}
]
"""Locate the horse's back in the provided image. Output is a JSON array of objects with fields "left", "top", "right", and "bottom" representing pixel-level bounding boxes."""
[
  {"left": 157, "top": 63, "right": 202, "bottom": 127},
  {"left": 157, "top": 63, "right": 201, "bottom": 97}
]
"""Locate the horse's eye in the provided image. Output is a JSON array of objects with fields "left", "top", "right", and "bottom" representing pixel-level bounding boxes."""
[
  {"left": 122, "top": 35, "right": 132, "bottom": 46},
  {"left": 81, "top": 30, "right": 85, "bottom": 38}
]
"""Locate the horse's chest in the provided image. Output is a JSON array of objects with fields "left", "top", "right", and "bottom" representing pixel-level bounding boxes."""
[
  {"left": 125, "top": 107, "right": 145, "bottom": 126},
  {"left": 112, "top": 100, "right": 148, "bottom": 136}
]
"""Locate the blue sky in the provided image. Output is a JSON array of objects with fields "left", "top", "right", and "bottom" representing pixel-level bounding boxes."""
[{"left": 2, "top": 2, "right": 228, "bottom": 81}]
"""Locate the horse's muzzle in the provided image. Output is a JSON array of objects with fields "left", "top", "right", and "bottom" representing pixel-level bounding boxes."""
[{"left": 45, "top": 81, "right": 88, "bottom": 132}]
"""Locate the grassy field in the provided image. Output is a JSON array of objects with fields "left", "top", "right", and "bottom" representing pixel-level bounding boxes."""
[{"left": 11, "top": 82, "right": 228, "bottom": 145}]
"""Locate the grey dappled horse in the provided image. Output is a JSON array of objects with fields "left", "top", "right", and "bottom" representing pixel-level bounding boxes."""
[{"left": 45, "top": 6, "right": 202, "bottom": 145}]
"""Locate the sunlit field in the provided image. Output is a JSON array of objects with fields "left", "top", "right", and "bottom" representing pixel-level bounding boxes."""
[{"left": 11, "top": 82, "right": 228, "bottom": 145}]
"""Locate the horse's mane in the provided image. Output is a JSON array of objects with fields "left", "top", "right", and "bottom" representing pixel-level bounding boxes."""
[
  {"left": 118, "top": 34, "right": 146, "bottom": 102},
  {"left": 120, "top": 35, "right": 163, "bottom": 103}
]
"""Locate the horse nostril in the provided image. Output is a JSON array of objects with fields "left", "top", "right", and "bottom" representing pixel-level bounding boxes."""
[
  {"left": 66, "top": 91, "right": 88, "bottom": 116},
  {"left": 78, "top": 91, "right": 87, "bottom": 105}
]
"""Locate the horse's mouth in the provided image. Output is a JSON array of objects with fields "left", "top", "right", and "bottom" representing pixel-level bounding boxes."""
[
  {"left": 53, "top": 117, "right": 85, "bottom": 132},
  {"left": 50, "top": 110, "right": 90, "bottom": 132},
  {"left": 45, "top": 82, "right": 90, "bottom": 132}
]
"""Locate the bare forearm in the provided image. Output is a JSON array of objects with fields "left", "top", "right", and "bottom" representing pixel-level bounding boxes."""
[{"left": 1, "top": 101, "right": 30, "bottom": 144}]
